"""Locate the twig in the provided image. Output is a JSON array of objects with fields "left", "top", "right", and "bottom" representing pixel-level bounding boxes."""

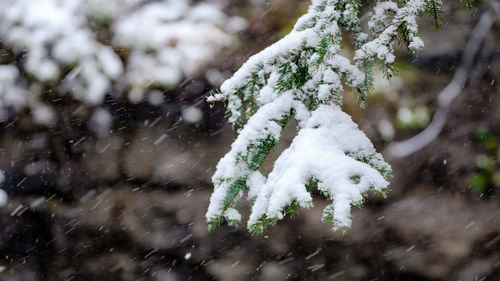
[{"left": 385, "top": 11, "right": 495, "bottom": 158}]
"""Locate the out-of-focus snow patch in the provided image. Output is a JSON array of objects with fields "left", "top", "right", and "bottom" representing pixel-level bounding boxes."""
[
  {"left": 205, "top": 68, "right": 227, "bottom": 86},
  {"left": 182, "top": 106, "right": 203, "bottom": 124},
  {"left": 32, "top": 105, "right": 55, "bottom": 126},
  {"left": 89, "top": 109, "right": 113, "bottom": 137},
  {"left": 85, "top": 0, "right": 143, "bottom": 19},
  {"left": 0, "top": 0, "right": 245, "bottom": 125},
  {"left": 377, "top": 119, "right": 395, "bottom": 141},
  {"left": 0, "top": 170, "right": 7, "bottom": 207},
  {"left": 113, "top": 0, "right": 240, "bottom": 95},
  {"left": 0, "top": 66, "right": 27, "bottom": 111},
  {"left": 0, "top": 0, "right": 123, "bottom": 105},
  {"left": 148, "top": 91, "right": 165, "bottom": 106}
]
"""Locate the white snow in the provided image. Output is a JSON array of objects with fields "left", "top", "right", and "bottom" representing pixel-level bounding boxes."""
[
  {"left": 0, "top": 0, "right": 124, "bottom": 105},
  {"left": 88, "top": 109, "right": 113, "bottom": 137},
  {"left": 206, "top": 0, "right": 406, "bottom": 232},
  {"left": 113, "top": 0, "right": 241, "bottom": 99},
  {"left": 248, "top": 105, "right": 389, "bottom": 230},
  {"left": 368, "top": 1, "right": 399, "bottom": 31},
  {"left": 356, "top": 0, "right": 426, "bottom": 69},
  {"left": 181, "top": 106, "right": 204, "bottom": 124},
  {"left": 0, "top": 0, "right": 244, "bottom": 123},
  {"left": 206, "top": 93, "right": 295, "bottom": 222}
]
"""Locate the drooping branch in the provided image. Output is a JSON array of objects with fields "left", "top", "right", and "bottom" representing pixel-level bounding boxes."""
[{"left": 206, "top": 0, "right": 445, "bottom": 234}]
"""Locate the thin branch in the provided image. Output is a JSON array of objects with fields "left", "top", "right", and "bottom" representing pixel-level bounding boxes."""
[{"left": 385, "top": 11, "right": 495, "bottom": 158}]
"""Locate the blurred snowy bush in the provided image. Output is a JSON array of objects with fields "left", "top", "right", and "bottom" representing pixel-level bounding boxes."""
[{"left": 0, "top": 0, "right": 245, "bottom": 125}]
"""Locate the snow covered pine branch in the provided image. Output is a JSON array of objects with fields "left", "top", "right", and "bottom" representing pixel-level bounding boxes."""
[{"left": 206, "top": 0, "right": 436, "bottom": 234}]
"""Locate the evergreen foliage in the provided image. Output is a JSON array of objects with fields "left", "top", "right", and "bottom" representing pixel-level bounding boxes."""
[{"left": 206, "top": 0, "right": 467, "bottom": 234}]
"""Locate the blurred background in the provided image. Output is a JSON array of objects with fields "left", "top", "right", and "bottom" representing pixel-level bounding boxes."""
[{"left": 0, "top": 0, "right": 499, "bottom": 280}]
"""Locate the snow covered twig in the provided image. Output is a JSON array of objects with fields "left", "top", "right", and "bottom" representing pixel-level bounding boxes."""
[{"left": 207, "top": 0, "right": 430, "bottom": 233}]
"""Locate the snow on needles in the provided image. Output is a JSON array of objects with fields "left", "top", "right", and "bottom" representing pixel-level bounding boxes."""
[
  {"left": 206, "top": 0, "right": 425, "bottom": 233},
  {"left": 248, "top": 104, "right": 389, "bottom": 231},
  {"left": 206, "top": 93, "right": 295, "bottom": 224}
]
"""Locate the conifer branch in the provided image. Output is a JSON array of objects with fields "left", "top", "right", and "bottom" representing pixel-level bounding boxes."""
[
  {"left": 425, "top": 0, "right": 444, "bottom": 29},
  {"left": 206, "top": 0, "right": 469, "bottom": 234}
]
